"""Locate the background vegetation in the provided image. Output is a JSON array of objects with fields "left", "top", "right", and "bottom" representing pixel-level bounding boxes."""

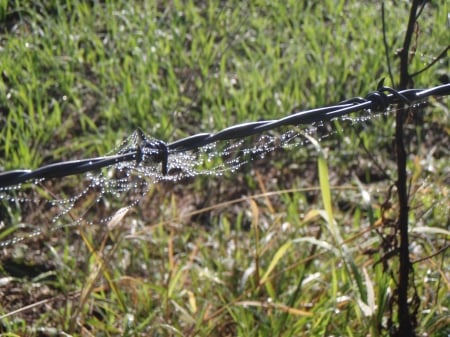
[{"left": 0, "top": 0, "right": 448, "bottom": 336}]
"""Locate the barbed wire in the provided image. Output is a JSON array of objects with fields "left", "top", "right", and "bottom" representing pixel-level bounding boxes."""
[{"left": 0, "top": 83, "right": 449, "bottom": 189}]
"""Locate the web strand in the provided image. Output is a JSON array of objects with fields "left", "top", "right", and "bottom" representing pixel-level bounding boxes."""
[{"left": 1, "top": 102, "right": 430, "bottom": 248}]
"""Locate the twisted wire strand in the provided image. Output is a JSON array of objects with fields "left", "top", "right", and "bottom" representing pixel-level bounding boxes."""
[{"left": 1, "top": 84, "right": 448, "bottom": 188}]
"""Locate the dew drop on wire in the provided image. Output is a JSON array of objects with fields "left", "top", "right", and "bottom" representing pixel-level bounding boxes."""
[{"left": 1, "top": 111, "right": 394, "bottom": 247}]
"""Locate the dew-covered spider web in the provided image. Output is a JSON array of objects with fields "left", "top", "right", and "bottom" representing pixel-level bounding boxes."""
[{"left": 0, "top": 102, "right": 430, "bottom": 248}]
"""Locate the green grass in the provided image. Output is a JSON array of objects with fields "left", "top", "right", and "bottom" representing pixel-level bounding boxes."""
[{"left": 0, "top": 0, "right": 449, "bottom": 336}]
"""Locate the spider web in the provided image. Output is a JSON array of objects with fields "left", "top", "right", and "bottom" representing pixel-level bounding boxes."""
[{"left": 0, "top": 105, "right": 410, "bottom": 248}]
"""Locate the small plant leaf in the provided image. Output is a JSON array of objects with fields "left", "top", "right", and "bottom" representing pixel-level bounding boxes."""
[{"left": 260, "top": 240, "right": 292, "bottom": 285}]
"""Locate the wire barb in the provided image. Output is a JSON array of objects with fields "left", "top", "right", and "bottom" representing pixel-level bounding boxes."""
[{"left": 135, "top": 128, "right": 169, "bottom": 175}]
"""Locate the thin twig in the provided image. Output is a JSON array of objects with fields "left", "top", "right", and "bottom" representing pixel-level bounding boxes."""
[
  {"left": 381, "top": 2, "right": 395, "bottom": 86},
  {"left": 410, "top": 45, "right": 450, "bottom": 77},
  {"left": 412, "top": 244, "right": 450, "bottom": 264}
]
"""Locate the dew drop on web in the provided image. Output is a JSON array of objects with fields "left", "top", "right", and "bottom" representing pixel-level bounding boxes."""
[{"left": 0, "top": 110, "right": 390, "bottom": 246}]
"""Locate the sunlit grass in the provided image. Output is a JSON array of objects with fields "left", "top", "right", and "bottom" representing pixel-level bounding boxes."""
[{"left": 0, "top": 0, "right": 449, "bottom": 336}]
